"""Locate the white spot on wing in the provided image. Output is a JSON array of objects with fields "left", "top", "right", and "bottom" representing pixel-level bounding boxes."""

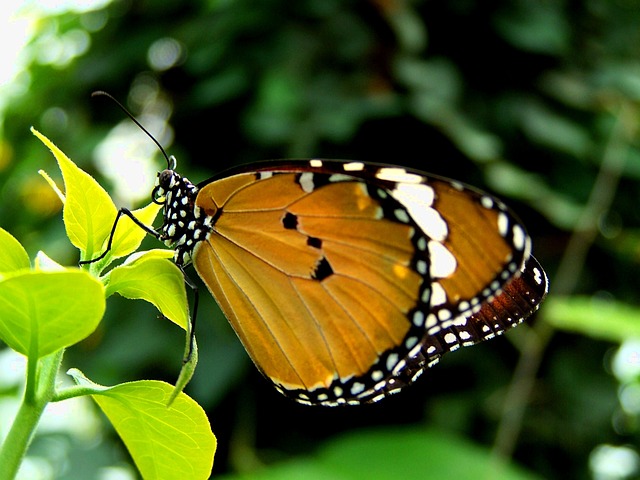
[
  {"left": 386, "top": 353, "right": 399, "bottom": 371},
  {"left": 430, "top": 281, "right": 447, "bottom": 306},
  {"left": 329, "top": 173, "right": 353, "bottom": 183},
  {"left": 533, "top": 266, "right": 543, "bottom": 285},
  {"left": 409, "top": 343, "right": 422, "bottom": 358},
  {"left": 391, "top": 184, "right": 449, "bottom": 241},
  {"left": 498, "top": 212, "right": 509, "bottom": 237},
  {"left": 299, "top": 172, "right": 314, "bottom": 193},
  {"left": 343, "top": 161, "right": 365, "bottom": 171},
  {"left": 351, "top": 382, "right": 365, "bottom": 395},
  {"left": 393, "top": 359, "right": 406, "bottom": 374},
  {"left": 411, "top": 368, "right": 424, "bottom": 382},
  {"left": 512, "top": 224, "right": 526, "bottom": 251},
  {"left": 452, "top": 315, "right": 467, "bottom": 327},
  {"left": 392, "top": 183, "right": 435, "bottom": 206},
  {"left": 405, "top": 336, "right": 419, "bottom": 349},
  {"left": 377, "top": 167, "right": 423, "bottom": 184},
  {"left": 394, "top": 209, "right": 410, "bottom": 223},
  {"left": 310, "top": 159, "right": 323, "bottom": 168},
  {"left": 416, "top": 259, "right": 428, "bottom": 275},
  {"left": 428, "top": 241, "right": 457, "bottom": 278},
  {"left": 444, "top": 332, "right": 457, "bottom": 344}
]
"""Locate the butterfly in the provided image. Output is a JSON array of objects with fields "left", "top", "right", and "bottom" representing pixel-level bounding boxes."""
[{"left": 89, "top": 95, "right": 548, "bottom": 406}]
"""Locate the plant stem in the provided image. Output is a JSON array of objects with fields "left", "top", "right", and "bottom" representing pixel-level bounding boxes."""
[{"left": 0, "top": 350, "right": 64, "bottom": 480}]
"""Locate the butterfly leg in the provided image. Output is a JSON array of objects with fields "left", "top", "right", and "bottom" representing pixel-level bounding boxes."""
[{"left": 79, "top": 207, "right": 160, "bottom": 265}]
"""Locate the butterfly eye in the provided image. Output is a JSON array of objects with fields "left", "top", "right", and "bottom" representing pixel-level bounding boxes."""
[{"left": 157, "top": 170, "right": 175, "bottom": 188}]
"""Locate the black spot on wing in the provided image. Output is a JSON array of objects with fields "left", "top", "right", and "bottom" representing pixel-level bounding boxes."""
[
  {"left": 312, "top": 256, "right": 333, "bottom": 281},
  {"left": 282, "top": 212, "right": 298, "bottom": 229},
  {"left": 307, "top": 236, "right": 322, "bottom": 249}
]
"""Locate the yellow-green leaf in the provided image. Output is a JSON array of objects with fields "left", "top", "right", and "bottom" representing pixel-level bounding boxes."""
[
  {"left": 106, "top": 252, "right": 188, "bottom": 330},
  {"left": 67, "top": 369, "right": 215, "bottom": 480},
  {"left": 125, "top": 248, "right": 175, "bottom": 264},
  {"left": 32, "top": 128, "right": 117, "bottom": 261},
  {"left": 0, "top": 270, "right": 105, "bottom": 357},
  {"left": 0, "top": 228, "right": 30, "bottom": 273}
]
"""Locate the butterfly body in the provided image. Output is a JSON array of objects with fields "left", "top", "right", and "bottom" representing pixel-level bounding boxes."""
[{"left": 152, "top": 159, "right": 548, "bottom": 406}]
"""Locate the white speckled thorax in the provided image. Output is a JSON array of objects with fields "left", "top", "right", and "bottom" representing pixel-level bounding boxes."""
[{"left": 153, "top": 169, "right": 212, "bottom": 266}]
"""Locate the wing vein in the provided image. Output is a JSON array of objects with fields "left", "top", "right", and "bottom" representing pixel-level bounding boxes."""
[{"left": 202, "top": 235, "right": 309, "bottom": 387}]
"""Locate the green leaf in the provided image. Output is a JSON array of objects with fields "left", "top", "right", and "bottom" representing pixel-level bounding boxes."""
[
  {"left": 219, "top": 427, "right": 539, "bottom": 480},
  {"left": 0, "top": 228, "right": 30, "bottom": 273},
  {"left": 0, "top": 270, "right": 105, "bottom": 358},
  {"left": 319, "top": 429, "right": 538, "bottom": 480},
  {"left": 126, "top": 248, "right": 175, "bottom": 263},
  {"left": 67, "top": 369, "right": 215, "bottom": 480},
  {"left": 32, "top": 128, "right": 117, "bottom": 261},
  {"left": 38, "top": 168, "right": 65, "bottom": 203},
  {"left": 517, "top": 99, "right": 591, "bottom": 157},
  {"left": 544, "top": 296, "right": 640, "bottom": 343},
  {"left": 105, "top": 251, "right": 189, "bottom": 330}
]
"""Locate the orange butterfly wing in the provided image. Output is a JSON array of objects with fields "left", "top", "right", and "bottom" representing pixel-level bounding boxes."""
[{"left": 189, "top": 161, "right": 547, "bottom": 405}]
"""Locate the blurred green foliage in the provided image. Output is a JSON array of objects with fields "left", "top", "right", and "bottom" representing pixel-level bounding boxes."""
[{"left": 1, "top": 0, "right": 640, "bottom": 478}]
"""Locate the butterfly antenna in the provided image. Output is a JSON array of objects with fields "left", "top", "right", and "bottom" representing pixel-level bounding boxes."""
[{"left": 91, "top": 90, "right": 174, "bottom": 169}]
